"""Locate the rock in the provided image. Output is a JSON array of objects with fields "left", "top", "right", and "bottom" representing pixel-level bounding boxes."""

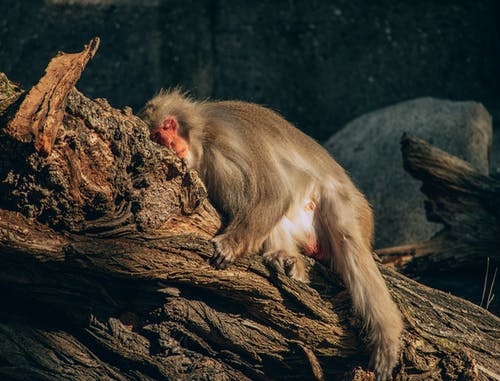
[{"left": 324, "top": 97, "right": 493, "bottom": 248}]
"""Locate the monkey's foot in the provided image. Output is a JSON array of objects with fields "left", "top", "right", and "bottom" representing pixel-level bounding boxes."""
[
  {"left": 263, "top": 250, "right": 308, "bottom": 283},
  {"left": 210, "top": 235, "right": 237, "bottom": 269}
]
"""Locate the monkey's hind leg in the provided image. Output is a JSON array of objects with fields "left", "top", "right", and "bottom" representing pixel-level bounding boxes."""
[
  {"left": 262, "top": 224, "right": 308, "bottom": 282},
  {"left": 263, "top": 250, "right": 308, "bottom": 282}
]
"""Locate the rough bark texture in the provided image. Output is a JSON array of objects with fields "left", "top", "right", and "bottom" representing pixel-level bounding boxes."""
[
  {"left": 0, "top": 42, "right": 498, "bottom": 381},
  {"left": 376, "top": 134, "right": 500, "bottom": 275}
]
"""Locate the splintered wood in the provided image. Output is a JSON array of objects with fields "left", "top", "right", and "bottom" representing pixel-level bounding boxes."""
[{"left": 6, "top": 37, "right": 100, "bottom": 156}]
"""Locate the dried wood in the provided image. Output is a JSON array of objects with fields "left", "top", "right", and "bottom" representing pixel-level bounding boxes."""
[{"left": 377, "top": 134, "right": 500, "bottom": 274}]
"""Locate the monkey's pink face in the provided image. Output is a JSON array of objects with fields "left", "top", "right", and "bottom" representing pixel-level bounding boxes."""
[{"left": 150, "top": 117, "right": 189, "bottom": 159}]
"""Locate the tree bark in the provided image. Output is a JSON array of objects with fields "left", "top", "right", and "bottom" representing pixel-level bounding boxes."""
[{"left": 0, "top": 41, "right": 498, "bottom": 381}]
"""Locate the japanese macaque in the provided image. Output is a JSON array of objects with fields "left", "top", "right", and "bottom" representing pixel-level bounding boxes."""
[{"left": 141, "top": 90, "right": 403, "bottom": 380}]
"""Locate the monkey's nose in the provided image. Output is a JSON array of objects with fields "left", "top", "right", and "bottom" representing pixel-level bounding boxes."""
[{"left": 150, "top": 131, "right": 160, "bottom": 142}]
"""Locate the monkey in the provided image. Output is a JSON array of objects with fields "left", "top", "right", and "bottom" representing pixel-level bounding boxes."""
[{"left": 141, "top": 89, "right": 403, "bottom": 380}]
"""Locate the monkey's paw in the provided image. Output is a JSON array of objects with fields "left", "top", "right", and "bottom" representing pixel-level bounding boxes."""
[
  {"left": 263, "top": 251, "right": 308, "bottom": 283},
  {"left": 210, "top": 235, "right": 237, "bottom": 269}
]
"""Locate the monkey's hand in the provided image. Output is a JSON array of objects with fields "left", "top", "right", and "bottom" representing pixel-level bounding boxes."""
[{"left": 210, "top": 234, "right": 238, "bottom": 269}]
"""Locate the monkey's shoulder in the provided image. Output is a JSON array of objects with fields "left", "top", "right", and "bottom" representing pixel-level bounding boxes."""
[
  {"left": 209, "top": 100, "right": 288, "bottom": 125},
  {"left": 204, "top": 101, "right": 328, "bottom": 154}
]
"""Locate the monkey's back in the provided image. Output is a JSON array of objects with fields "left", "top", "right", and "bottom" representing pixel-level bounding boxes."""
[
  {"left": 202, "top": 100, "right": 372, "bottom": 241},
  {"left": 203, "top": 100, "right": 348, "bottom": 181}
]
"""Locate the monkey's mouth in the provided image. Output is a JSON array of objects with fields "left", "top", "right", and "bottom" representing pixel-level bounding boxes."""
[{"left": 176, "top": 147, "right": 188, "bottom": 159}]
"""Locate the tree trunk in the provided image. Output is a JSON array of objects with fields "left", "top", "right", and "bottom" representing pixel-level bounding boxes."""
[{"left": 0, "top": 40, "right": 498, "bottom": 381}]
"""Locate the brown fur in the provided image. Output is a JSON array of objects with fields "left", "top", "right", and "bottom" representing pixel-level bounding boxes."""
[{"left": 142, "top": 89, "right": 403, "bottom": 380}]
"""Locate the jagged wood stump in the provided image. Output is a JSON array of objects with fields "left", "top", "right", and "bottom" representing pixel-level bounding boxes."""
[
  {"left": 0, "top": 40, "right": 498, "bottom": 381},
  {"left": 377, "top": 134, "right": 500, "bottom": 276}
]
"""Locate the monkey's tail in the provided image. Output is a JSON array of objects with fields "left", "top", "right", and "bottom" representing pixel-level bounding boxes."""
[{"left": 316, "top": 184, "right": 403, "bottom": 380}]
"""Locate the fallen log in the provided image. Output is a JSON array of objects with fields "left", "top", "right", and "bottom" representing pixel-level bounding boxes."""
[{"left": 0, "top": 40, "right": 498, "bottom": 381}]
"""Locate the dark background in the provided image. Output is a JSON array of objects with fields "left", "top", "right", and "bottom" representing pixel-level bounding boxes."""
[
  {"left": 1, "top": 0, "right": 499, "bottom": 141},
  {"left": 1, "top": 1, "right": 499, "bottom": 313}
]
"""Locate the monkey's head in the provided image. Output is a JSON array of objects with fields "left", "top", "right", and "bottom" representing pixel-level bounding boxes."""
[
  {"left": 140, "top": 89, "right": 195, "bottom": 159},
  {"left": 140, "top": 89, "right": 185, "bottom": 130},
  {"left": 149, "top": 116, "right": 189, "bottom": 159}
]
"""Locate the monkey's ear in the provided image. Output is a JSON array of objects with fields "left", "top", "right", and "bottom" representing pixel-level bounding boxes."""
[{"left": 162, "top": 116, "right": 179, "bottom": 132}]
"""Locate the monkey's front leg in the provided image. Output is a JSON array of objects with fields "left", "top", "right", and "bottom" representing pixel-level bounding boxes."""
[
  {"left": 210, "top": 222, "right": 272, "bottom": 269},
  {"left": 212, "top": 229, "right": 308, "bottom": 282},
  {"left": 210, "top": 217, "right": 309, "bottom": 284},
  {"left": 210, "top": 233, "right": 246, "bottom": 269},
  {"left": 209, "top": 199, "right": 291, "bottom": 270}
]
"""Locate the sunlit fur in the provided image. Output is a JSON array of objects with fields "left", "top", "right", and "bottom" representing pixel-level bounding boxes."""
[{"left": 142, "top": 89, "right": 403, "bottom": 380}]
